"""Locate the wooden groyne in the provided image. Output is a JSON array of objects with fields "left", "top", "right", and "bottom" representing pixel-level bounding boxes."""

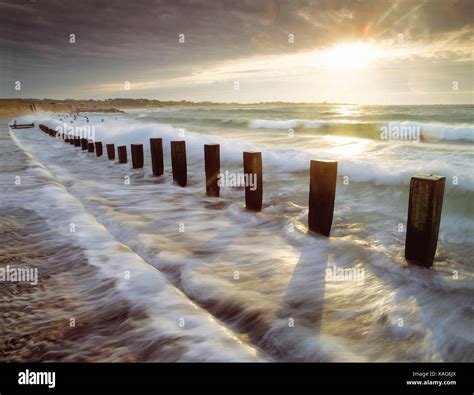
[
  {"left": 308, "top": 160, "right": 337, "bottom": 237},
  {"left": 204, "top": 144, "right": 220, "bottom": 197},
  {"left": 37, "top": 123, "right": 445, "bottom": 268},
  {"left": 81, "top": 138, "right": 88, "bottom": 150},
  {"left": 150, "top": 138, "right": 164, "bottom": 176},
  {"left": 243, "top": 152, "right": 263, "bottom": 211},
  {"left": 131, "top": 144, "right": 144, "bottom": 169},
  {"left": 95, "top": 142, "right": 103, "bottom": 157},
  {"left": 106, "top": 144, "right": 115, "bottom": 160},
  {"left": 117, "top": 145, "right": 127, "bottom": 164},
  {"left": 405, "top": 175, "right": 445, "bottom": 267},
  {"left": 171, "top": 141, "right": 187, "bottom": 187}
]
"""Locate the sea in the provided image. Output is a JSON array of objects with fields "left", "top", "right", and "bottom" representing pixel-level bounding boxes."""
[{"left": 1, "top": 104, "right": 473, "bottom": 361}]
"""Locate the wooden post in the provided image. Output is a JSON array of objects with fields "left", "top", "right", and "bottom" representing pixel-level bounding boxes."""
[
  {"left": 95, "top": 142, "right": 103, "bottom": 157},
  {"left": 106, "top": 144, "right": 115, "bottom": 160},
  {"left": 150, "top": 138, "right": 164, "bottom": 176},
  {"left": 81, "top": 138, "right": 88, "bottom": 150},
  {"left": 69, "top": 136, "right": 75, "bottom": 145},
  {"left": 405, "top": 175, "right": 445, "bottom": 267},
  {"left": 131, "top": 144, "right": 144, "bottom": 168},
  {"left": 170, "top": 141, "right": 187, "bottom": 187},
  {"left": 87, "top": 142, "right": 94, "bottom": 153},
  {"left": 308, "top": 160, "right": 337, "bottom": 237},
  {"left": 243, "top": 152, "right": 263, "bottom": 211},
  {"left": 74, "top": 137, "right": 81, "bottom": 147},
  {"left": 118, "top": 145, "right": 127, "bottom": 164},
  {"left": 204, "top": 144, "right": 220, "bottom": 197}
]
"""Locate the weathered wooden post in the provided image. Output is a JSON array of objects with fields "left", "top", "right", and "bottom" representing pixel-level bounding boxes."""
[
  {"left": 308, "top": 160, "right": 337, "bottom": 237},
  {"left": 405, "top": 175, "right": 445, "bottom": 267},
  {"left": 171, "top": 141, "right": 187, "bottom": 187},
  {"left": 131, "top": 144, "right": 144, "bottom": 168},
  {"left": 95, "top": 142, "right": 103, "bottom": 157},
  {"left": 81, "top": 138, "right": 88, "bottom": 150},
  {"left": 106, "top": 144, "right": 115, "bottom": 160},
  {"left": 243, "top": 152, "right": 263, "bottom": 211},
  {"left": 69, "top": 135, "right": 75, "bottom": 145},
  {"left": 118, "top": 145, "right": 127, "bottom": 164},
  {"left": 150, "top": 138, "right": 164, "bottom": 176},
  {"left": 87, "top": 142, "right": 94, "bottom": 153},
  {"left": 74, "top": 137, "right": 81, "bottom": 147},
  {"left": 204, "top": 144, "right": 220, "bottom": 197}
]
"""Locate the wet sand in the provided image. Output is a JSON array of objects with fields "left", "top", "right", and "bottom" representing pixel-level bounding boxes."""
[
  {"left": 1, "top": 203, "right": 203, "bottom": 362},
  {"left": 0, "top": 120, "right": 264, "bottom": 362},
  {"left": 0, "top": 122, "right": 185, "bottom": 361}
]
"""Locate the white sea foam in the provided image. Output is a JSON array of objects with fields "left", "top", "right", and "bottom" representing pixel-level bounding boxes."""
[
  {"left": 36, "top": 114, "right": 474, "bottom": 192},
  {"left": 248, "top": 118, "right": 474, "bottom": 142},
  {"left": 6, "top": 109, "right": 473, "bottom": 362}
]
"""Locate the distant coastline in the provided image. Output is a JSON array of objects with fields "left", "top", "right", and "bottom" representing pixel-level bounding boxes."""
[
  {"left": 1, "top": 98, "right": 473, "bottom": 120},
  {"left": 0, "top": 99, "right": 341, "bottom": 120}
]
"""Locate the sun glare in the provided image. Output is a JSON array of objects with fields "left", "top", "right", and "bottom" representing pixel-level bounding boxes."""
[{"left": 320, "top": 42, "right": 379, "bottom": 71}]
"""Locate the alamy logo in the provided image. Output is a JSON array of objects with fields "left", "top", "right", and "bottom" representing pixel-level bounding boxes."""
[
  {"left": 18, "top": 369, "right": 56, "bottom": 389},
  {"left": 55, "top": 123, "right": 96, "bottom": 141},
  {"left": 217, "top": 171, "right": 257, "bottom": 191},
  {"left": 380, "top": 122, "right": 420, "bottom": 142},
  {"left": 0, "top": 265, "right": 38, "bottom": 285},
  {"left": 325, "top": 264, "right": 365, "bottom": 286}
]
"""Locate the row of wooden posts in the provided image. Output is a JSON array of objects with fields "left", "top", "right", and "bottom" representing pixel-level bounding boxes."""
[{"left": 38, "top": 124, "right": 445, "bottom": 268}]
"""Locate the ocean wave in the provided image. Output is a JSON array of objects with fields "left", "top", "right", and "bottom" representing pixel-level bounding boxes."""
[
  {"left": 9, "top": 118, "right": 474, "bottom": 362},
  {"left": 249, "top": 119, "right": 356, "bottom": 129},
  {"left": 248, "top": 119, "right": 474, "bottom": 142},
  {"left": 35, "top": 114, "right": 474, "bottom": 193}
]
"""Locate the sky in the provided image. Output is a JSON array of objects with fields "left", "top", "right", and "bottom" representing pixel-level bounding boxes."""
[{"left": 0, "top": 0, "right": 473, "bottom": 104}]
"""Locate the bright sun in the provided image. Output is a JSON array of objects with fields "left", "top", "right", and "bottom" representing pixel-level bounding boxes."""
[{"left": 320, "top": 42, "right": 379, "bottom": 71}]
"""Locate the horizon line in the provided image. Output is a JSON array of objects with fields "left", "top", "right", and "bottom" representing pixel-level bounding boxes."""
[{"left": 1, "top": 98, "right": 473, "bottom": 107}]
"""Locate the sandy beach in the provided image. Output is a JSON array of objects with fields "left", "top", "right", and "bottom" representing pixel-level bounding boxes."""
[{"left": 0, "top": 119, "right": 266, "bottom": 362}]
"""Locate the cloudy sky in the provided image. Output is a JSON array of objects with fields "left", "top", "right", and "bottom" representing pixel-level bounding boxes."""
[{"left": 1, "top": 0, "right": 472, "bottom": 104}]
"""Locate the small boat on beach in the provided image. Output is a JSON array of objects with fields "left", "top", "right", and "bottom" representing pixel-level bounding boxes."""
[{"left": 9, "top": 122, "right": 35, "bottom": 129}]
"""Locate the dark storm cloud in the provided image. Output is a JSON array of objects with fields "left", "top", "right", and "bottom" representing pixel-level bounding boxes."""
[
  {"left": 1, "top": 0, "right": 472, "bottom": 61},
  {"left": 0, "top": 0, "right": 472, "bottom": 98}
]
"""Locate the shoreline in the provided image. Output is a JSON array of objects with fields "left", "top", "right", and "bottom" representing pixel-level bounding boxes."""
[
  {"left": 1, "top": 122, "right": 266, "bottom": 362},
  {"left": 2, "top": 99, "right": 473, "bottom": 121}
]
